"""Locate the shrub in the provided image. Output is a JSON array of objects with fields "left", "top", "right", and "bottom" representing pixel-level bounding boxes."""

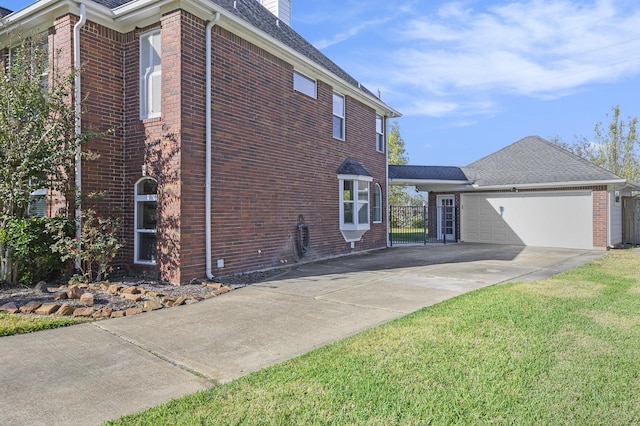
[
  {"left": 50, "top": 209, "right": 124, "bottom": 282},
  {"left": 0, "top": 216, "right": 72, "bottom": 285}
]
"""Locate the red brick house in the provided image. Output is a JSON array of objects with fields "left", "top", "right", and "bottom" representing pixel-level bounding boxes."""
[{"left": 1, "top": 0, "right": 400, "bottom": 284}]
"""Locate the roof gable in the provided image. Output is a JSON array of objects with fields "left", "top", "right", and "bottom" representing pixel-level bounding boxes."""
[
  {"left": 337, "top": 158, "right": 372, "bottom": 177},
  {"left": 462, "top": 135, "right": 623, "bottom": 187}
]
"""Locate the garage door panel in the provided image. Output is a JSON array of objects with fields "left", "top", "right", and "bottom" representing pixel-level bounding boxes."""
[{"left": 461, "top": 192, "right": 593, "bottom": 249}]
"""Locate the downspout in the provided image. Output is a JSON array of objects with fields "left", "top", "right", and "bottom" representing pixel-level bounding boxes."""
[
  {"left": 385, "top": 116, "right": 390, "bottom": 247},
  {"left": 73, "top": 3, "right": 86, "bottom": 243},
  {"left": 205, "top": 11, "right": 221, "bottom": 280}
]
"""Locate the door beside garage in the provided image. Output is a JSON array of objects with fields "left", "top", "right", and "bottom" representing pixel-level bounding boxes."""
[{"left": 461, "top": 191, "right": 593, "bottom": 249}]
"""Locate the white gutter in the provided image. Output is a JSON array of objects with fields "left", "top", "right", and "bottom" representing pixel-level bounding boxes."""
[
  {"left": 74, "top": 2, "right": 86, "bottom": 244},
  {"left": 205, "top": 11, "right": 221, "bottom": 280}
]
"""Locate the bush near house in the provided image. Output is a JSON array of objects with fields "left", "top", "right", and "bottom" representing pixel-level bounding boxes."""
[{"left": 0, "top": 216, "right": 72, "bottom": 285}]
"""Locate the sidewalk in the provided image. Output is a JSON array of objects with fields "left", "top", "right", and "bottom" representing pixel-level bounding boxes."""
[{"left": 0, "top": 244, "right": 603, "bottom": 425}]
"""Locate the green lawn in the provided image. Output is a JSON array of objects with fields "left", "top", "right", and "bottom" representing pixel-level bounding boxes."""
[
  {"left": 107, "top": 249, "right": 640, "bottom": 424},
  {"left": 389, "top": 227, "right": 427, "bottom": 243},
  {"left": 0, "top": 312, "right": 88, "bottom": 336}
]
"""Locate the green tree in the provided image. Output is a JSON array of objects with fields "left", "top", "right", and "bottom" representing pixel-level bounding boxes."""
[
  {"left": 0, "top": 34, "right": 82, "bottom": 284},
  {"left": 555, "top": 106, "right": 639, "bottom": 182},
  {"left": 388, "top": 121, "right": 426, "bottom": 206}
]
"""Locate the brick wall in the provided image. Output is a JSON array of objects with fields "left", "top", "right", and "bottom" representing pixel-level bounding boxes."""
[
  {"left": 592, "top": 186, "right": 608, "bottom": 247},
  {"left": 209, "top": 25, "right": 387, "bottom": 276},
  {"left": 25, "top": 9, "right": 388, "bottom": 284}
]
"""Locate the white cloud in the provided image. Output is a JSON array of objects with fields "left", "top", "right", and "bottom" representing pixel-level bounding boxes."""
[
  {"left": 386, "top": 0, "right": 640, "bottom": 117},
  {"left": 315, "top": 17, "right": 392, "bottom": 49}
]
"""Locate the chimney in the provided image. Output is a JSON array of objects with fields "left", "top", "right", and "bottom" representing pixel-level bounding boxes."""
[{"left": 261, "top": 0, "right": 292, "bottom": 27}]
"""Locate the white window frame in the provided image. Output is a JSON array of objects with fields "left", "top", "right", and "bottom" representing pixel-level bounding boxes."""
[
  {"left": 140, "top": 29, "right": 162, "bottom": 119},
  {"left": 293, "top": 70, "right": 316, "bottom": 98},
  {"left": 373, "top": 183, "right": 382, "bottom": 223},
  {"left": 376, "top": 115, "right": 385, "bottom": 153},
  {"left": 338, "top": 174, "right": 372, "bottom": 242},
  {"left": 333, "top": 93, "right": 345, "bottom": 140},
  {"left": 134, "top": 177, "right": 158, "bottom": 265}
]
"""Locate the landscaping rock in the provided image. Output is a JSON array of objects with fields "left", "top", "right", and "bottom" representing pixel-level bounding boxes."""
[
  {"left": 95, "top": 307, "right": 113, "bottom": 318},
  {"left": 110, "top": 310, "right": 125, "bottom": 318},
  {"left": 143, "top": 300, "right": 162, "bottom": 312},
  {"left": 0, "top": 302, "right": 19, "bottom": 314},
  {"left": 122, "top": 293, "right": 143, "bottom": 302},
  {"left": 54, "top": 291, "right": 68, "bottom": 300},
  {"left": 20, "top": 301, "right": 42, "bottom": 314},
  {"left": 172, "top": 295, "right": 188, "bottom": 307},
  {"left": 107, "top": 284, "right": 121, "bottom": 295},
  {"left": 35, "top": 281, "right": 49, "bottom": 294},
  {"left": 80, "top": 293, "right": 94, "bottom": 306},
  {"left": 73, "top": 307, "right": 94, "bottom": 317},
  {"left": 67, "top": 285, "right": 84, "bottom": 300},
  {"left": 57, "top": 304, "right": 75, "bottom": 316},
  {"left": 121, "top": 286, "right": 140, "bottom": 295},
  {"left": 35, "top": 303, "right": 59, "bottom": 315},
  {"left": 125, "top": 307, "right": 143, "bottom": 316}
]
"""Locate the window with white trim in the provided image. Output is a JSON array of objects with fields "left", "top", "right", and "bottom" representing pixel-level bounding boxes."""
[
  {"left": 333, "top": 93, "right": 345, "bottom": 140},
  {"left": 293, "top": 70, "right": 316, "bottom": 98},
  {"left": 140, "top": 30, "right": 161, "bottom": 119},
  {"left": 376, "top": 115, "right": 384, "bottom": 152},
  {"left": 373, "top": 183, "right": 382, "bottom": 223},
  {"left": 338, "top": 175, "right": 372, "bottom": 242},
  {"left": 135, "top": 178, "right": 158, "bottom": 264}
]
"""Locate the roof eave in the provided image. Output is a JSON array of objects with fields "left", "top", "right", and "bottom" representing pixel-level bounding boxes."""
[
  {"left": 389, "top": 178, "right": 470, "bottom": 186},
  {"left": 472, "top": 179, "right": 629, "bottom": 191}
]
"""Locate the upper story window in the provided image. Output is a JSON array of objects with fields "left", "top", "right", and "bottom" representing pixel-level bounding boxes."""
[
  {"left": 4, "top": 36, "right": 48, "bottom": 91},
  {"left": 293, "top": 70, "right": 316, "bottom": 98},
  {"left": 373, "top": 183, "right": 382, "bottom": 223},
  {"left": 333, "top": 93, "right": 345, "bottom": 140},
  {"left": 140, "top": 29, "right": 161, "bottom": 119},
  {"left": 376, "top": 115, "right": 385, "bottom": 153}
]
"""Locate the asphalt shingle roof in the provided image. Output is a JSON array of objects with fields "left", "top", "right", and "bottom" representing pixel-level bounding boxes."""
[
  {"left": 389, "top": 165, "right": 467, "bottom": 181},
  {"left": 462, "top": 135, "right": 622, "bottom": 187},
  {"left": 337, "top": 158, "right": 372, "bottom": 177},
  {"left": 88, "top": 0, "right": 376, "bottom": 98},
  {"left": 0, "top": 6, "right": 13, "bottom": 17}
]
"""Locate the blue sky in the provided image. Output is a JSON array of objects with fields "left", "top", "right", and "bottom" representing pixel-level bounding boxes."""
[{"left": 3, "top": 0, "right": 640, "bottom": 166}]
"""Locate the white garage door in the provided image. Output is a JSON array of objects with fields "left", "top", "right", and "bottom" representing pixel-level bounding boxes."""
[{"left": 461, "top": 191, "right": 593, "bottom": 249}]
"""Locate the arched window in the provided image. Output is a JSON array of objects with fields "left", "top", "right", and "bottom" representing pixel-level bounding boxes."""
[
  {"left": 373, "top": 183, "right": 382, "bottom": 223},
  {"left": 135, "top": 178, "right": 157, "bottom": 264}
]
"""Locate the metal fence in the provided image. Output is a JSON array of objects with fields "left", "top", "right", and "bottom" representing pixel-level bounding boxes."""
[{"left": 389, "top": 205, "right": 457, "bottom": 246}]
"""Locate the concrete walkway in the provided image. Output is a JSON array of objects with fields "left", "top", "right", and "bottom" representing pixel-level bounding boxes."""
[{"left": 0, "top": 244, "right": 604, "bottom": 425}]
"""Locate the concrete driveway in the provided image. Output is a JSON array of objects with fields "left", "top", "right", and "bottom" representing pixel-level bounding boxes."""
[{"left": 0, "top": 244, "right": 604, "bottom": 425}]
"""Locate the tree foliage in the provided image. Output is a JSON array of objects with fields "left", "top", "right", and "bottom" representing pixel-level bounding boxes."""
[
  {"left": 387, "top": 121, "right": 427, "bottom": 206},
  {"left": 0, "top": 34, "right": 81, "bottom": 284},
  {"left": 555, "top": 106, "right": 639, "bottom": 182}
]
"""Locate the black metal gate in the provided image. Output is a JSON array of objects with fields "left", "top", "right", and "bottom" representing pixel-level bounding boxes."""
[{"left": 389, "top": 205, "right": 457, "bottom": 245}]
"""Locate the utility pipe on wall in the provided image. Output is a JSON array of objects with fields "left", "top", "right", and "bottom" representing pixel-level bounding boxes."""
[
  {"left": 205, "top": 11, "right": 221, "bottom": 280},
  {"left": 73, "top": 3, "right": 86, "bottom": 244}
]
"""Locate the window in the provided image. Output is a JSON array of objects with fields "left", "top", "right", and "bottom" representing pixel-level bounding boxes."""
[
  {"left": 338, "top": 176, "right": 372, "bottom": 242},
  {"left": 373, "top": 183, "right": 382, "bottom": 223},
  {"left": 28, "top": 189, "right": 47, "bottom": 217},
  {"left": 376, "top": 115, "right": 385, "bottom": 152},
  {"left": 5, "top": 35, "right": 48, "bottom": 91},
  {"left": 293, "top": 70, "right": 316, "bottom": 98},
  {"left": 140, "top": 30, "right": 161, "bottom": 119},
  {"left": 135, "top": 178, "right": 158, "bottom": 264},
  {"left": 333, "top": 93, "right": 345, "bottom": 140}
]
